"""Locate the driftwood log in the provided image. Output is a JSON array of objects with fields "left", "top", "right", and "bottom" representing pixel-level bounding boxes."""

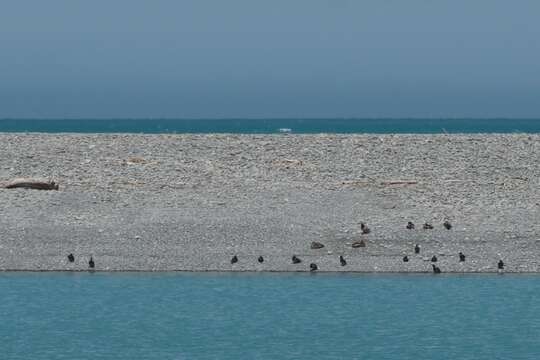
[{"left": 3, "top": 178, "right": 59, "bottom": 190}]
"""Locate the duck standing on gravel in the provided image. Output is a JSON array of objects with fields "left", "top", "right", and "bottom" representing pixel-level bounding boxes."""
[
  {"left": 310, "top": 263, "right": 318, "bottom": 272},
  {"left": 423, "top": 223, "right": 434, "bottom": 230},
  {"left": 414, "top": 244, "right": 420, "bottom": 254},
  {"left": 88, "top": 257, "right": 95, "bottom": 269},
  {"left": 339, "top": 256, "right": 347, "bottom": 266},
  {"left": 292, "top": 255, "right": 301, "bottom": 264},
  {"left": 231, "top": 255, "right": 238, "bottom": 264},
  {"left": 432, "top": 264, "right": 441, "bottom": 274},
  {"left": 360, "top": 223, "right": 371, "bottom": 234},
  {"left": 443, "top": 221, "right": 452, "bottom": 230},
  {"left": 498, "top": 259, "right": 505, "bottom": 271},
  {"left": 406, "top": 222, "right": 415, "bottom": 230},
  {"left": 459, "top": 252, "right": 466, "bottom": 262},
  {"left": 403, "top": 256, "right": 409, "bottom": 262},
  {"left": 431, "top": 255, "right": 438, "bottom": 262},
  {"left": 67, "top": 253, "right": 75, "bottom": 263}
]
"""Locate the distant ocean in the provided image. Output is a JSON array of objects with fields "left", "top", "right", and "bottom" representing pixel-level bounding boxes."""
[{"left": 1, "top": 118, "right": 539, "bottom": 134}]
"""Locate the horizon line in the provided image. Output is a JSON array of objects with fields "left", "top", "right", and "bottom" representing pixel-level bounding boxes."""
[{"left": 1, "top": 117, "right": 540, "bottom": 121}]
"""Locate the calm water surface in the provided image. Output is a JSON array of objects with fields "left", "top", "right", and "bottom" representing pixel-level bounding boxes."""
[{"left": 2, "top": 273, "right": 539, "bottom": 360}]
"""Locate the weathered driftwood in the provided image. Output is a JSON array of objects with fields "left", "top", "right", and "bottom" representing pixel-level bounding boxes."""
[
  {"left": 380, "top": 180, "right": 418, "bottom": 186},
  {"left": 341, "top": 179, "right": 418, "bottom": 187},
  {"left": 3, "top": 178, "right": 59, "bottom": 190}
]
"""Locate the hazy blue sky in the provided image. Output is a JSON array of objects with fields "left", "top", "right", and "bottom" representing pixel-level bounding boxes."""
[{"left": 1, "top": 0, "right": 539, "bottom": 118}]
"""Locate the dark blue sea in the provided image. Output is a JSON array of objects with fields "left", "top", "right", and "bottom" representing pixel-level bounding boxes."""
[
  {"left": 1, "top": 118, "right": 540, "bottom": 133},
  {"left": 2, "top": 272, "right": 540, "bottom": 360}
]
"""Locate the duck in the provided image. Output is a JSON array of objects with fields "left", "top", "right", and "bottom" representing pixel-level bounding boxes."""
[
  {"left": 459, "top": 252, "right": 466, "bottom": 262},
  {"left": 431, "top": 255, "right": 438, "bottom": 262},
  {"left": 443, "top": 221, "right": 452, "bottom": 230},
  {"left": 352, "top": 240, "right": 366, "bottom": 248},
  {"left": 414, "top": 244, "right": 420, "bottom": 254},
  {"left": 360, "top": 223, "right": 371, "bottom": 234},
  {"left": 498, "top": 259, "right": 504, "bottom": 270},
  {"left": 423, "top": 223, "right": 434, "bottom": 230},
  {"left": 310, "top": 263, "right": 318, "bottom": 272},
  {"left": 339, "top": 255, "right": 347, "bottom": 266},
  {"left": 88, "top": 257, "right": 95, "bottom": 269},
  {"left": 292, "top": 255, "right": 302, "bottom": 264},
  {"left": 403, "top": 256, "right": 409, "bottom": 262},
  {"left": 67, "top": 253, "right": 75, "bottom": 263},
  {"left": 231, "top": 255, "right": 238, "bottom": 264},
  {"left": 432, "top": 264, "right": 441, "bottom": 274},
  {"left": 406, "top": 221, "right": 415, "bottom": 230},
  {"left": 258, "top": 256, "right": 264, "bottom": 263}
]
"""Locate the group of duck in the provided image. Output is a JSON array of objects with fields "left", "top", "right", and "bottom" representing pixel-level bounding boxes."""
[
  {"left": 229, "top": 221, "right": 507, "bottom": 273},
  {"left": 230, "top": 253, "right": 322, "bottom": 271},
  {"left": 67, "top": 221, "right": 506, "bottom": 273},
  {"left": 66, "top": 253, "right": 94, "bottom": 269},
  {"left": 405, "top": 221, "right": 505, "bottom": 273}
]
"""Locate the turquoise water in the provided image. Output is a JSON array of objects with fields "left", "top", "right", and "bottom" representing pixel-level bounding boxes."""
[
  {"left": 1, "top": 118, "right": 540, "bottom": 133},
  {"left": 2, "top": 273, "right": 539, "bottom": 360}
]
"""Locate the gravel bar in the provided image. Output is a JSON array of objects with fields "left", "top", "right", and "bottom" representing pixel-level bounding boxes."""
[{"left": 0, "top": 133, "right": 539, "bottom": 273}]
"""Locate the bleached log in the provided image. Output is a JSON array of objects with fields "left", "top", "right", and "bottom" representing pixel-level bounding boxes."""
[{"left": 3, "top": 178, "right": 59, "bottom": 190}]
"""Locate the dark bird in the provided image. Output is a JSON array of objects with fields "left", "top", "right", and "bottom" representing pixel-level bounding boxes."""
[
  {"left": 498, "top": 260, "right": 505, "bottom": 270},
  {"left": 88, "top": 257, "right": 95, "bottom": 269},
  {"left": 406, "top": 222, "right": 415, "bottom": 230},
  {"left": 67, "top": 253, "right": 75, "bottom": 263},
  {"left": 258, "top": 256, "right": 264, "bottom": 263},
  {"left": 231, "top": 255, "right": 238, "bottom": 264},
  {"left": 339, "top": 255, "right": 347, "bottom": 266},
  {"left": 310, "top": 263, "right": 318, "bottom": 272},
  {"left": 414, "top": 244, "right": 420, "bottom": 254},
  {"left": 360, "top": 223, "right": 371, "bottom": 234},
  {"left": 432, "top": 264, "right": 441, "bottom": 274},
  {"left": 352, "top": 240, "right": 366, "bottom": 248},
  {"left": 459, "top": 252, "right": 466, "bottom": 262},
  {"left": 431, "top": 255, "right": 438, "bottom": 262},
  {"left": 443, "top": 221, "right": 452, "bottom": 230},
  {"left": 292, "top": 255, "right": 302, "bottom": 264},
  {"left": 403, "top": 256, "right": 409, "bottom": 262},
  {"left": 423, "top": 223, "right": 434, "bottom": 230}
]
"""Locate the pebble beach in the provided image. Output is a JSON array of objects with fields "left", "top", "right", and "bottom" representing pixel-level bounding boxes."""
[{"left": 0, "top": 133, "right": 539, "bottom": 273}]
